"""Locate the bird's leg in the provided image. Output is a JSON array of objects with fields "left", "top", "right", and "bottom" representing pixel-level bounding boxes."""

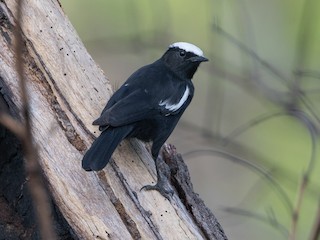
[{"left": 141, "top": 154, "right": 174, "bottom": 200}]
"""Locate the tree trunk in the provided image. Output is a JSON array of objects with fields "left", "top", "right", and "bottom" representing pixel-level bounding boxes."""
[{"left": 0, "top": 0, "right": 227, "bottom": 239}]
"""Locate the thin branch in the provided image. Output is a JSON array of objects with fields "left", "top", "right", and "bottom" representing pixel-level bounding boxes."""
[
  {"left": 222, "top": 111, "right": 285, "bottom": 146},
  {"left": 14, "top": 1, "right": 57, "bottom": 239},
  {"left": 302, "top": 89, "right": 320, "bottom": 94},
  {"left": 309, "top": 199, "right": 320, "bottom": 240},
  {"left": 292, "top": 110, "right": 318, "bottom": 175},
  {"left": 299, "top": 95, "right": 320, "bottom": 126},
  {"left": 183, "top": 149, "right": 293, "bottom": 215},
  {"left": 292, "top": 0, "right": 317, "bottom": 92},
  {"left": 0, "top": 112, "right": 26, "bottom": 138},
  {"left": 212, "top": 23, "right": 289, "bottom": 85},
  {"left": 289, "top": 110, "right": 318, "bottom": 240},
  {"left": 223, "top": 207, "right": 288, "bottom": 238},
  {"left": 220, "top": 109, "right": 317, "bottom": 240},
  {"left": 294, "top": 69, "right": 320, "bottom": 80}
]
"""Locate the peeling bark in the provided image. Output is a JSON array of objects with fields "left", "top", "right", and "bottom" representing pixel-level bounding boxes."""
[{"left": 162, "top": 145, "right": 227, "bottom": 240}]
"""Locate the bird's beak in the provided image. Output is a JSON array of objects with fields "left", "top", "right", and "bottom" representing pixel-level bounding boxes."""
[{"left": 190, "top": 56, "right": 209, "bottom": 63}]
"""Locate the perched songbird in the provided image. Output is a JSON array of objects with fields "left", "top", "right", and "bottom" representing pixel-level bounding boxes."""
[{"left": 82, "top": 42, "right": 208, "bottom": 196}]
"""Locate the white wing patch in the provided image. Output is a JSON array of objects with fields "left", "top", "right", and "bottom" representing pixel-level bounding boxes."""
[
  {"left": 169, "top": 42, "right": 204, "bottom": 57},
  {"left": 159, "top": 86, "right": 190, "bottom": 112}
]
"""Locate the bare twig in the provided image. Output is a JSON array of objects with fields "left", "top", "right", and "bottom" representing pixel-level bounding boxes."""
[
  {"left": 12, "top": 1, "right": 57, "bottom": 239},
  {"left": 299, "top": 95, "right": 320, "bottom": 126},
  {"left": 183, "top": 149, "right": 293, "bottom": 215},
  {"left": 0, "top": 112, "right": 26, "bottom": 138},
  {"left": 212, "top": 23, "right": 289, "bottom": 85},
  {"left": 222, "top": 111, "right": 285, "bottom": 146},
  {"left": 294, "top": 69, "right": 320, "bottom": 80},
  {"left": 220, "top": 109, "right": 317, "bottom": 240},
  {"left": 289, "top": 110, "right": 317, "bottom": 240},
  {"left": 309, "top": 199, "right": 320, "bottom": 240},
  {"left": 292, "top": 0, "right": 317, "bottom": 96},
  {"left": 211, "top": 3, "right": 320, "bottom": 239},
  {"left": 224, "top": 207, "right": 288, "bottom": 238}
]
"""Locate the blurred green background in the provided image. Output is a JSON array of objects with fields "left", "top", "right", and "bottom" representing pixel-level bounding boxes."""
[{"left": 60, "top": 1, "right": 320, "bottom": 239}]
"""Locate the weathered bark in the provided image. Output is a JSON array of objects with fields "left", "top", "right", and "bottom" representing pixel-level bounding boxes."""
[
  {"left": 0, "top": 94, "right": 73, "bottom": 239},
  {"left": 0, "top": 0, "right": 227, "bottom": 239}
]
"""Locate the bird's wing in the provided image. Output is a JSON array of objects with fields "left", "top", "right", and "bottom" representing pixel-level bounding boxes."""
[
  {"left": 92, "top": 60, "right": 194, "bottom": 127},
  {"left": 157, "top": 84, "right": 192, "bottom": 116},
  {"left": 93, "top": 88, "right": 154, "bottom": 127}
]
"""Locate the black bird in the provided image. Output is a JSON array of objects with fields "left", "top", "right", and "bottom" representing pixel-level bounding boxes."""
[{"left": 82, "top": 42, "right": 208, "bottom": 196}]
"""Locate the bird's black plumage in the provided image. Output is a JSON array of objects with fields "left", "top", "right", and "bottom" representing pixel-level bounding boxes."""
[{"left": 82, "top": 42, "right": 207, "bottom": 196}]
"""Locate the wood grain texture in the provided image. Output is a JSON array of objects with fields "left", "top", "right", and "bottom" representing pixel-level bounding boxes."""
[{"left": 0, "top": 0, "right": 227, "bottom": 239}]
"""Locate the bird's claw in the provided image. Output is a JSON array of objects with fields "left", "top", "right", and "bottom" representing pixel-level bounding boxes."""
[
  {"left": 140, "top": 154, "right": 174, "bottom": 200},
  {"left": 141, "top": 182, "right": 174, "bottom": 200}
]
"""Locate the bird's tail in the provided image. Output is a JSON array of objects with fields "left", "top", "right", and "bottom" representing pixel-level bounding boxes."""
[{"left": 82, "top": 125, "right": 133, "bottom": 171}]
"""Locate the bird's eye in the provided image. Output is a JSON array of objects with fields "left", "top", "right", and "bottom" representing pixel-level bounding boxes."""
[{"left": 179, "top": 50, "right": 186, "bottom": 57}]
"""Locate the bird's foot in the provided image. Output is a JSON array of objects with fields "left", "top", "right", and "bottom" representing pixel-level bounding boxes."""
[
  {"left": 141, "top": 180, "right": 174, "bottom": 200},
  {"left": 141, "top": 155, "right": 174, "bottom": 200}
]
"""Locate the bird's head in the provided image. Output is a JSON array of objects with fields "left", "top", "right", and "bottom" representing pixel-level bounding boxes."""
[{"left": 161, "top": 42, "right": 208, "bottom": 79}]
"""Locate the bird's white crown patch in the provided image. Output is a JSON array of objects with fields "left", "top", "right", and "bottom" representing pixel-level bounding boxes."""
[{"left": 169, "top": 42, "right": 204, "bottom": 57}]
